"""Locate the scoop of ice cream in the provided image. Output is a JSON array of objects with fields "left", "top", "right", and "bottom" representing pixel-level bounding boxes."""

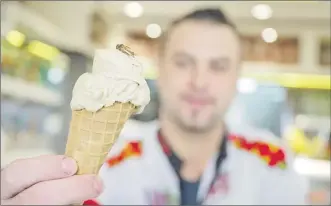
[{"left": 70, "top": 49, "right": 151, "bottom": 113}]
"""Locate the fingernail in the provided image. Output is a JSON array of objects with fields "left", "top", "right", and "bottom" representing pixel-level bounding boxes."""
[
  {"left": 62, "top": 157, "right": 77, "bottom": 175},
  {"left": 93, "top": 176, "right": 104, "bottom": 194}
]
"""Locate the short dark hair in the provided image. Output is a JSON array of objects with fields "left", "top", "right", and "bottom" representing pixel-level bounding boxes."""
[
  {"left": 172, "top": 8, "right": 236, "bottom": 30},
  {"left": 159, "top": 8, "right": 238, "bottom": 55}
]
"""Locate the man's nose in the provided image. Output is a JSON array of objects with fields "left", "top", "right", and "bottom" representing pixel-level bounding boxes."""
[{"left": 189, "top": 68, "right": 208, "bottom": 92}]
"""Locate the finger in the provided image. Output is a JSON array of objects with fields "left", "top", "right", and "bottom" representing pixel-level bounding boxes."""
[
  {"left": 7, "top": 175, "right": 103, "bottom": 205},
  {"left": 1, "top": 155, "right": 77, "bottom": 200}
]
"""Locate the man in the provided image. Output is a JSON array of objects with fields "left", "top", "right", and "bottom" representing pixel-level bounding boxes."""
[{"left": 1, "top": 8, "right": 308, "bottom": 205}]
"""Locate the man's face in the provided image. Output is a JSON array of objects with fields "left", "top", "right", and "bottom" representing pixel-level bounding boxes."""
[{"left": 158, "top": 20, "right": 241, "bottom": 133}]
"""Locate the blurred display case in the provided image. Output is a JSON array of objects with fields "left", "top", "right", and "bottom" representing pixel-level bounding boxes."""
[
  {"left": 1, "top": 29, "right": 69, "bottom": 163},
  {"left": 1, "top": 31, "right": 69, "bottom": 91},
  {"left": 1, "top": 32, "right": 67, "bottom": 106}
]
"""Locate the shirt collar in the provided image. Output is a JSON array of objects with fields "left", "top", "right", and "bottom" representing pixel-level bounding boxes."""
[{"left": 157, "top": 129, "right": 228, "bottom": 174}]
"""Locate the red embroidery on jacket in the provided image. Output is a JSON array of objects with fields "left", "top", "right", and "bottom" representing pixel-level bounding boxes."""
[
  {"left": 83, "top": 199, "right": 100, "bottom": 205},
  {"left": 229, "top": 134, "right": 287, "bottom": 169},
  {"left": 106, "top": 141, "right": 142, "bottom": 167}
]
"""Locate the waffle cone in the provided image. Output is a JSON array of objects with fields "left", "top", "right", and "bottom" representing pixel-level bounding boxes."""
[{"left": 65, "top": 102, "right": 137, "bottom": 175}]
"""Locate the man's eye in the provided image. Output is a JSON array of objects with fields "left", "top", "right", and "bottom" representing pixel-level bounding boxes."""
[
  {"left": 211, "top": 64, "right": 227, "bottom": 72},
  {"left": 174, "top": 60, "right": 191, "bottom": 68}
]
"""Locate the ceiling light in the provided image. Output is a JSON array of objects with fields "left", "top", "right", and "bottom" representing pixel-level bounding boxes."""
[
  {"left": 251, "top": 4, "right": 273, "bottom": 20},
  {"left": 47, "top": 68, "right": 65, "bottom": 85},
  {"left": 146, "top": 23, "right": 162, "bottom": 39},
  {"left": 261, "top": 28, "right": 278, "bottom": 43},
  {"left": 124, "top": 2, "right": 143, "bottom": 18}
]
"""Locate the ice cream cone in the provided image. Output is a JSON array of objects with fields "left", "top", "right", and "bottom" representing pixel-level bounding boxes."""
[
  {"left": 65, "top": 45, "right": 150, "bottom": 176},
  {"left": 65, "top": 102, "right": 137, "bottom": 175}
]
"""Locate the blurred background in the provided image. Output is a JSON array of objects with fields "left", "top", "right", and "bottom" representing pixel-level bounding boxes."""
[{"left": 1, "top": 1, "right": 330, "bottom": 204}]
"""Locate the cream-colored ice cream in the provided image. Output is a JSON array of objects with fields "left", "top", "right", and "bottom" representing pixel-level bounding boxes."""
[
  {"left": 70, "top": 49, "right": 150, "bottom": 113},
  {"left": 65, "top": 46, "right": 150, "bottom": 175}
]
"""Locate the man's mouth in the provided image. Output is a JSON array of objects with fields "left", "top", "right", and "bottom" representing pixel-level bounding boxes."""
[{"left": 181, "top": 94, "right": 214, "bottom": 107}]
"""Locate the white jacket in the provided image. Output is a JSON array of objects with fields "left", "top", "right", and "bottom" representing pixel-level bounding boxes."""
[{"left": 84, "top": 122, "right": 308, "bottom": 205}]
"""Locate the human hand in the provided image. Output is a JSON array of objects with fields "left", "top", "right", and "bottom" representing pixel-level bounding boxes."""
[{"left": 1, "top": 155, "right": 103, "bottom": 205}]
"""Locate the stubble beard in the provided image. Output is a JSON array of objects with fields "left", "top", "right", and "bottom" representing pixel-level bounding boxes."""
[{"left": 170, "top": 108, "right": 219, "bottom": 135}]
